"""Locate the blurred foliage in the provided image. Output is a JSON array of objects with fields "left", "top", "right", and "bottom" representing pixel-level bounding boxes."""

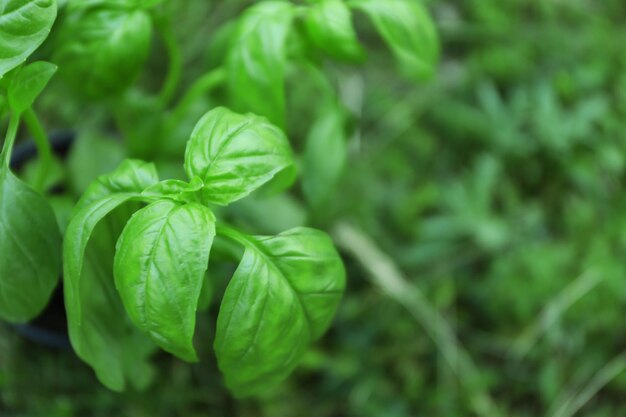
[{"left": 3, "top": 0, "right": 626, "bottom": 416}]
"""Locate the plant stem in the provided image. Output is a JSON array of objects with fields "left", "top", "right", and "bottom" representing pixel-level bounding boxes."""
[
  {"left": 332, "top": 222, "right": 507, "bottom": 417},
  {"left": 169, "top": 67, "right": 226, "bottom": 125},
  {"left": 216, "top": 224, "right": 252, "bottom": 248},
  {"left": 0, "top": 112, "right": 21, "bottom": 170},
  {"left": 22, "top": 108, "right": 53, "bottom": 191},
  {"left": 157, "top": 16, "right": 182, "bottom": 107}
]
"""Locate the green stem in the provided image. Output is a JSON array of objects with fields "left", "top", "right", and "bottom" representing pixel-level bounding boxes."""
[
  {"left": 216, "top": 224, "right": 252, "bottom": 248},
  {"left": 157, "top": 16, "right": 183, "bottom": 107},
  {"left": 0, "top": 112, "right": 21, "bottom": 170},
  {"left": 169, "top": 67, "right": 226, "bottom": 125},
  {"left": 23, "top": 108, "right": 53, "bottom": 191}
]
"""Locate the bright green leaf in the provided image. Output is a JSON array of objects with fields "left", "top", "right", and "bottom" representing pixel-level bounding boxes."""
[
  {"left": 7, "top": 61, "right": 57, "bottom": 114},
  {"left": 304, "top": 0, "right": 364, "bottom": 61},
  {"left": 0, "top": 169, "right": 60, "bottom": 322},
  {"left": 0, "top": 0, "right": 57, "bottom": 78},
  {"left": 215, "top": 227, "right": 345, "bottom": 397},
  {"left": 184, "top": 107, "right": 294, "bottom": 206},
  {"left": 351, "top": 0, "right": 439, "bottom": 80},
  {"left": 227, "top": 2, "right": 294, "bottom": 127},
  {"left": 114, "top": 200, "right": 216, "bottom": 361}
]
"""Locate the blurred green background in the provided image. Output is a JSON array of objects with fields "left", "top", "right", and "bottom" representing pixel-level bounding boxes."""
[{"left": 2, "top": 0, "right": 626, "bottom": 416}]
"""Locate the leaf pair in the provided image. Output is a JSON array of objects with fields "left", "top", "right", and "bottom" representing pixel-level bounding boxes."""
[{"left": 65, "top": 107, "right": 345, "bottom": 396}]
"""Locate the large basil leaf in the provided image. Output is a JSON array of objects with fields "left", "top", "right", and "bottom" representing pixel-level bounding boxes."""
[
  {"left": 114, "top": 200, "right": 216, "bottom": 361},
  {"left": 0, "top": 0, "right": 57, "bottom": 78},
  {"left": 63, "top": 160, "right": 158, "bottom": 323},
  {"left": 304, "top": 0, "right": 364, "bottom": 61},
  {"left": 7, "top": 61, "right": 57, "bottom": 114},
  {"left": 53, "top": 7, "right": 151, "bottom": 98},
  {"left": 184, "top": 107, "right": 294, "bottom": 206},
  {"left": 0, "top": 169, "right": 60, "bottom": 322},
  {"left": 302, "top": 102, "right": 348, "bottom": 208},
  {"left": 226, "top": 2, "right": 294, "bottom": 127},
  {"left": 351, "top": 0, "right": 439, "bottom": 80},
  {"left": 69, "top": 205, "right": 157, "bottom": 391},
  {"left": 215, "top": 227, "right": 346, "bottom": 397}
]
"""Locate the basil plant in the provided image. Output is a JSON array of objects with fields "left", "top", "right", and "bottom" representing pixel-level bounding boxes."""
[
  {"left": 0, "top": 0, "right": 61, "bottom": 322},
  {"left": 63, "top": 107, "right": 346, "bottom": 396}
]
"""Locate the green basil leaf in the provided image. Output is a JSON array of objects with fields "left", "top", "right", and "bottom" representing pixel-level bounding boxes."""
[
  {"left": 0, "top": 169, "right": 60, "bottom": 322},
  {"left": 304, "top": 0, "right": 364, "bottom": 61},
  {"left": 114, "top": 200, "right": 216, "bottom": 361},
  {"left": 227, "top": 2, "right": 294, "bottom": 127},
  {"left": 215, "top": 227, "right": 345, "bottom": 397},
  {"left": 7, "top": 61, "right": 57, "bottom": 114},
  {"left": 53, "top": 7, "right": 151, "bottom": 98},
  {"left": 69, "top": 205, "right": 157, "bottom": 391},
  {"left": 64, "top": 159, "right": 158, "bottom": 322},
  {"left": 302, "top": 102, "right": 348, "bottom": 208},
  {"left": 351, "top": 0, "right": 439, "bottom": 80},
  {"left": 0, "top": 0, "right": 58, "bottom": 78},
  {"left": 184, "top": 107, "right": 294, "bottom": 206}
]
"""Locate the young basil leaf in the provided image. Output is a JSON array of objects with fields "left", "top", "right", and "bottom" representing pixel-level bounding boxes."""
[
  {"left": 64, "top": 159, "right": 158, "bottom": 323},
  {"left": 0, "top": 0, "right": 58, "bottom": 78},
  {"left": 351, "top": 0, "right": 439, "bottom": 80},
  {"left": 7, "top": 61, "right": 57, "bottom": 114},
  {"left": 0, "top": 169, "right": 61, "bottom": 322},
  {"left": 53, "top": 7, "right": 152, "bottom": 98},
  {"left": 227, "top": 2, "right": 294, "bottom": 127},
  {"left": 184, "top": 107, "right": 294, "bottom": 206},
  {"left": 69, "top": 205, "right": 157, "bottom": 391},
  {"left": 114, "top": 200, "right": 216, "bottom": 361},
  {"left": 302, "top": 102, "right": 348, "bottom": 208},
  {"left": 304, "top": 0, "right": 365, "bottom": 61},
  {"left": 214, "top": 227, "right": 346, "bottom": 397}
]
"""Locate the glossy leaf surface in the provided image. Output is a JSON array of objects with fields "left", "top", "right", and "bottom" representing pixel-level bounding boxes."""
[
  {"left": 0, "top": 169, "right": 60, "bottom": 322},
  {"left": 114, "top": 200, "right": 216, "bottom": 361},
  {"left": 184, "top": 107, "right": 294, "bottom": 206},
  {"left": 215, "top": 227, "right": 345, "bottom": 396},
  {"left": 0, "top": 0, "right": 57, "bottom": 78}
]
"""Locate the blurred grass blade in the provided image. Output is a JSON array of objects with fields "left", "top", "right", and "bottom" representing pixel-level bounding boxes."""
[
  {"left": 333, "top": 222, "right": 505, "bottom": 417},
  {"left": 511, "top": 270, "right": 602, "bottom": 359},
  {"left": 549, "top": 350, "right": 626, "bottom": 417}
]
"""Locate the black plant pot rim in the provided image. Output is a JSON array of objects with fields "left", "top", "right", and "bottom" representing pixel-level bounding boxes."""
[{"left": 9, "top": 130, "right": 75, "bottom": 349}]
